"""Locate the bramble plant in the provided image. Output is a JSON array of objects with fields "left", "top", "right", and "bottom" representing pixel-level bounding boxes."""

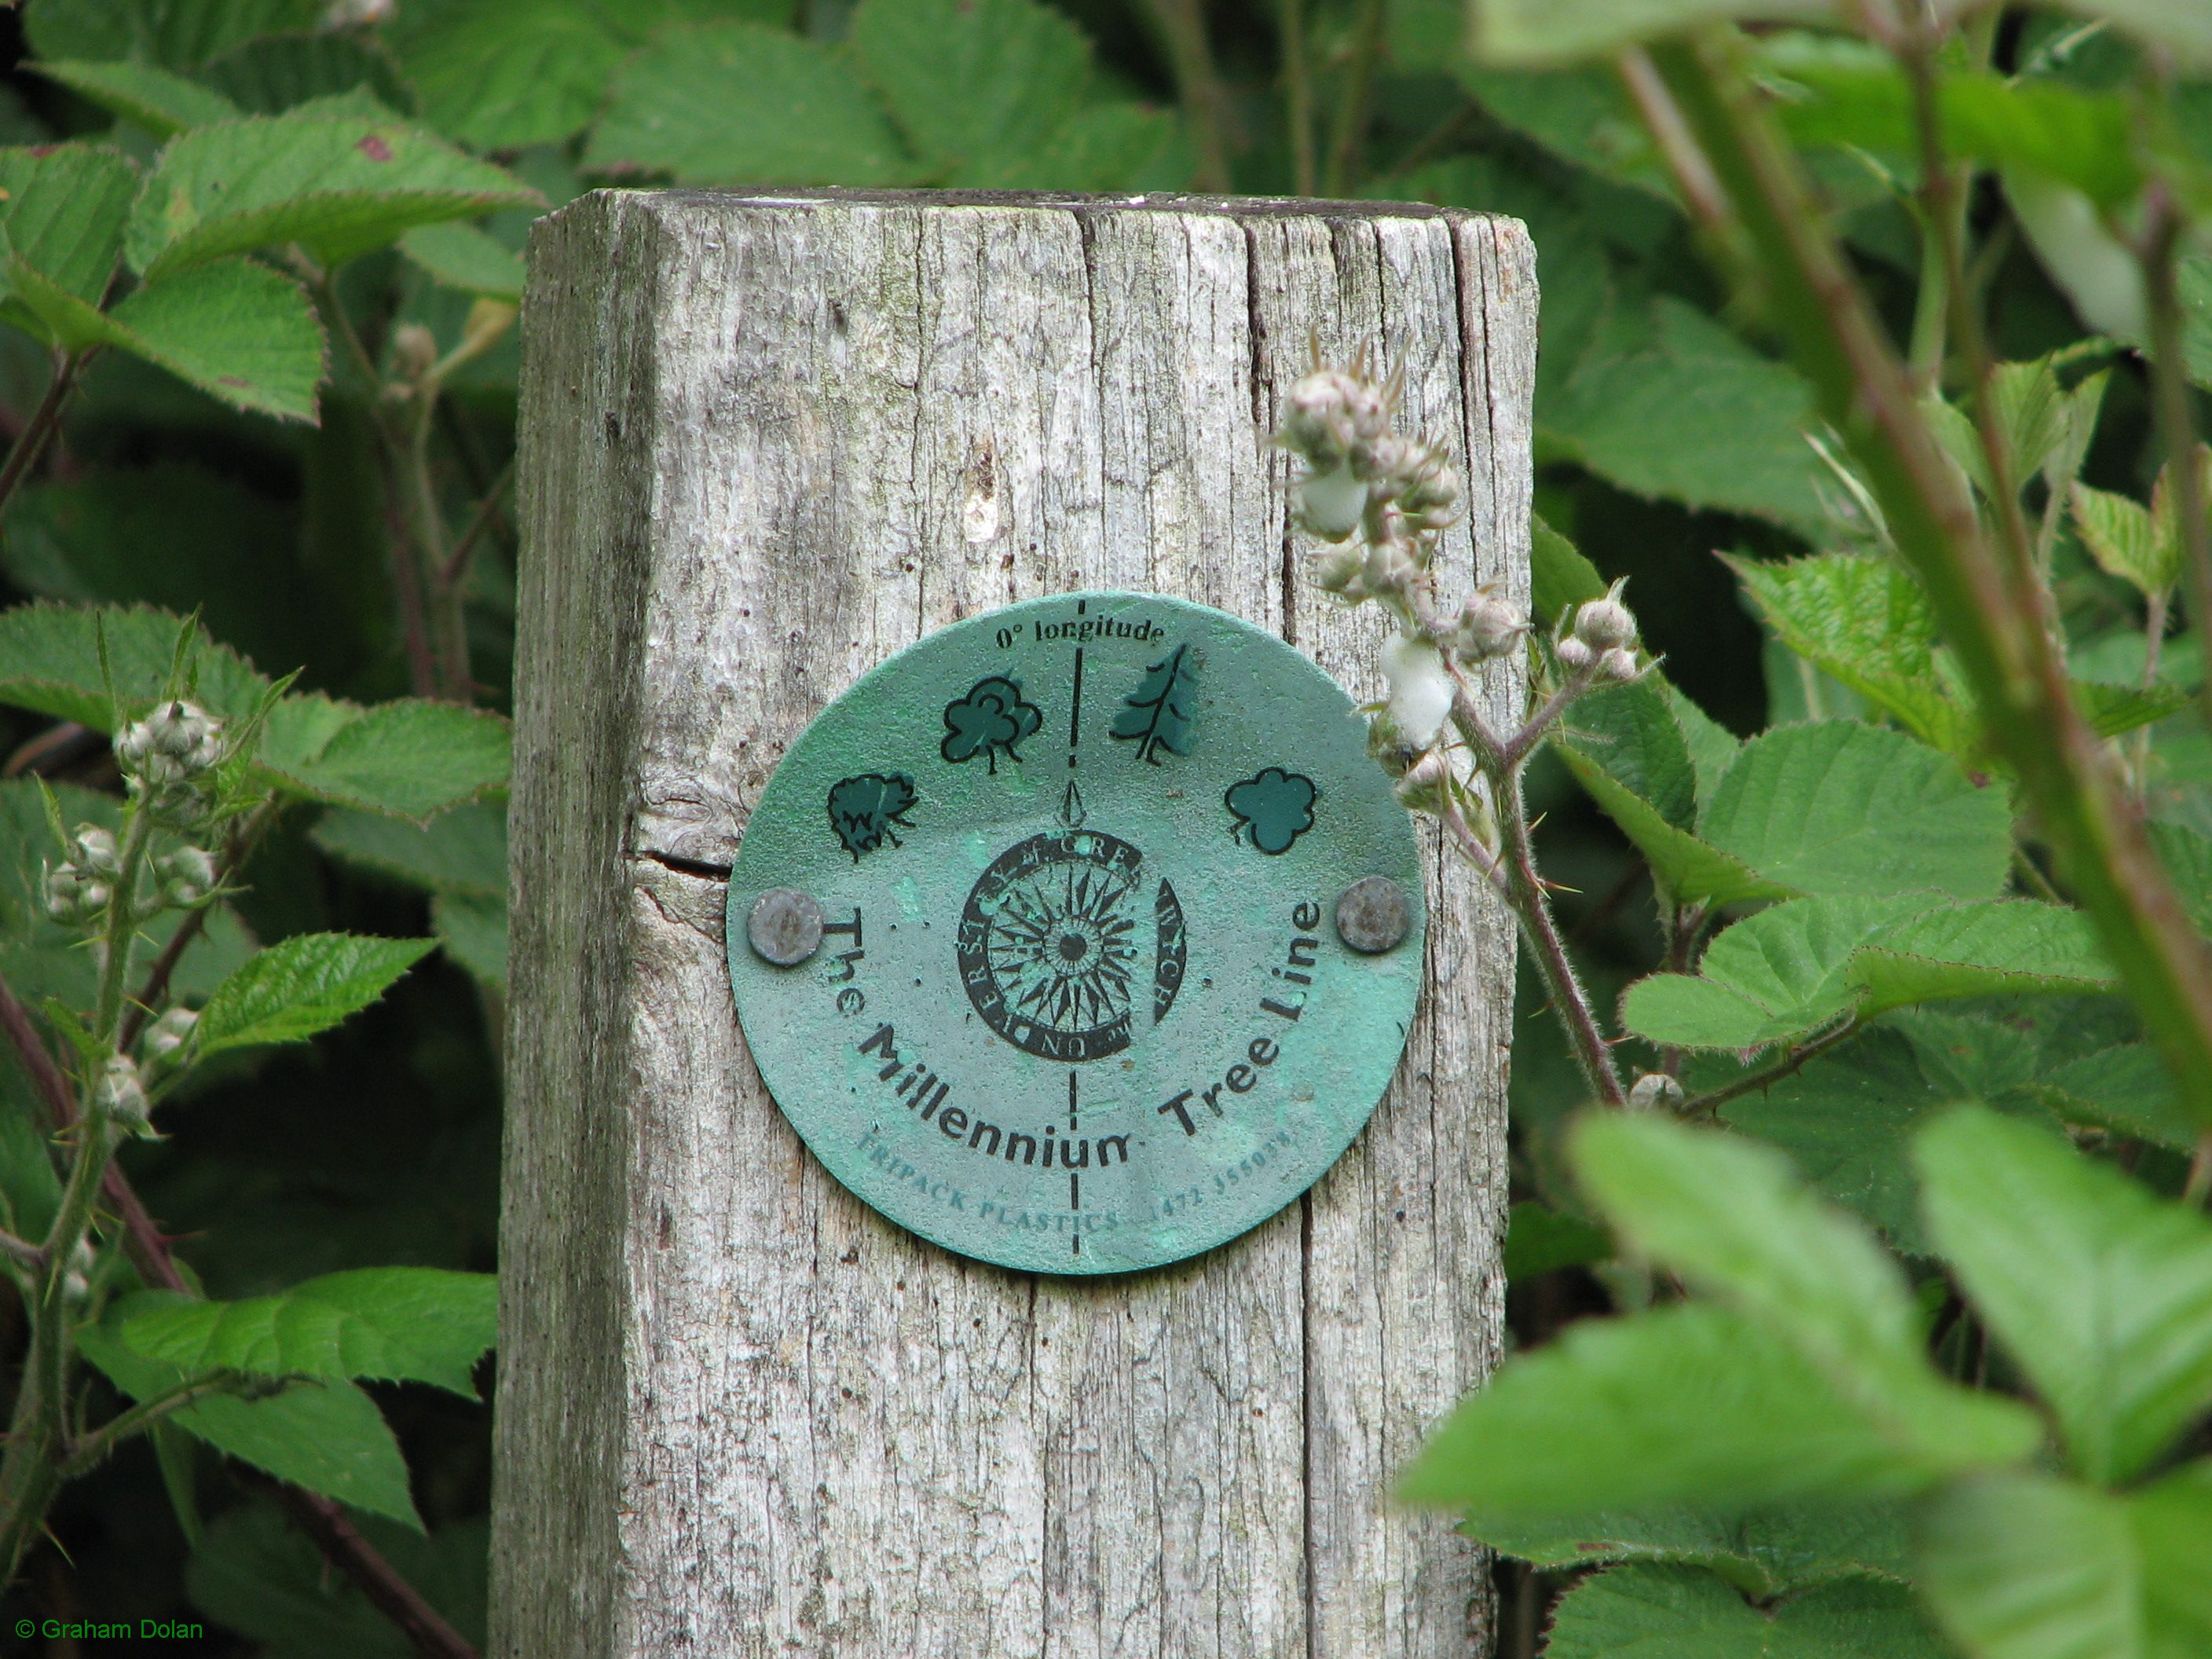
[{"left": 2, "top": 0, "right": 2212, "bottom": 1653}]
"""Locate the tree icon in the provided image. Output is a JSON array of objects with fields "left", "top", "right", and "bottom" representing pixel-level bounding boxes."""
[
  {"left": 1109, "top": 644, "right": 1197, "bottom": 764},
  {"left": 826, "top": 773, "right": 917, "bottom": 859},
  {"left": 941, "top": 676, "right": 1044, "bottom": 773},
  {"left": 1225, "top": 767, "right": 1317, "bottom": 855}
]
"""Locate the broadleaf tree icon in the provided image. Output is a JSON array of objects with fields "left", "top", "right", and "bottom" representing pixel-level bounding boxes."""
[
  {"left": 942, "top": 676, "right": 1044, "bottom": 773},
  {"left": 1225, "top": 767, "right": 1317, "bottom": 855}
]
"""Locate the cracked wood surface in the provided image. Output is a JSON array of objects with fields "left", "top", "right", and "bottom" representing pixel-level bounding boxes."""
[{"left": 496, "top": 189, "right": 1531, "bottom": 1659}]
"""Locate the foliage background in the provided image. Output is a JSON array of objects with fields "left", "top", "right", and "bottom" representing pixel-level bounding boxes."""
[{"left": 0, "top": 0, "right": 2201, "bottom": 1654}]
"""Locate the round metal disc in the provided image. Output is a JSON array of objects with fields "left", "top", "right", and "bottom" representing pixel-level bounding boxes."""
[{"left": 726, "top": 591, "right": 1425, "bottom": 1276}]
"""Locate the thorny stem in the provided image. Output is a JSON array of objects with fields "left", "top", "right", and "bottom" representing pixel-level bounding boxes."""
[
  {"left": 2140, "top": 190, "right": 2212, "bottom": 736},
  {"left": 2136, "top": 588, "right": 2171, "bottom": 798},
  {"left": 1679, "top": 1017, "right": 1868, "bottom": 1119},
  {"left": 440, "top": 456, "right": 514, "bottom": 591},
  {"left": 407, "top": 383, "right": 474, "bottom": 704},
  {"left": 1321, "top": 0, "right": 1387, "bottom": 196},
  {"left": 0, "top": 350, "right": 84, "bottom": 521},
  {"left": 1645, "top": 30, "right": 2212, "bottom": 1126},
  {"left": 2186, "top": 1133, "right": 2212, "bottom": 1207},
  {"left": 1615, "top": 49, "right": 1736, "bottom": 258},
  {"left": 0, "top": 1232, "right": 42, "bottom": 1272},
  {"left": 117, "top": 800, "right": 278, "bottom": 1053},
  {"left": 59, "top": 1373, "right": 252, "bottom": 1478}
]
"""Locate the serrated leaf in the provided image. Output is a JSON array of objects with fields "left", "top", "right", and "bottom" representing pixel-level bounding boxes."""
[
  {"left": 262, "top": 697, "right": 511, "bottom": 819},
  {"left": 1559, "top": 749, "right": 1794, "bottom": 907},
  {"left": 1530, "top": 513, "right": 1608, "bottom": 626},
  {"left": 126, "top": 114, "right": 539, "bottom": 278},
  {"left": 1401, "top": 1302, "right": 2034, "bottom": 1523},
  {"left": 26, "top": 0, "right": 323, "bottom": 70},
  {"left": 101, "top": 255, "right": 328, "bottom": 421},
  {"left": 1542, "top": 295, "right": 1829, "bottom": 533},
  {"left": 2077, "top": 678, "right": 2192, "bottom": 740},
  {"left": 1568, "top": 679, "right": 1699, "bottom": 830},
  {"left": 196, "top": 29, "right": 412, "bottom": 117},
  {"left": 1668, "top": 688, "right": 1741, "bottom": 806},
  {"left": 1917, "top": 1108, "right": 2212, "bottom": 1484},
  {"left": 79, "top": 1297, "right": 420, "bottom": 1529},
  {"left": 587, "top": 23, "right": 910, "bottom": 187},
  {"left": 964, "top": 102, "right": 1187, "bottom": 192},
  {"left": 1700, "top": 720, "right": 2012, "bottom": 900},
  {"left": 1920, "top": 1466, "right": 2212, "bottom": 1659},
  {"left": 0, "top": 602, "right": 271, "bottom": 730},
  {"left": 397, "top": 222, "right": 522, "bottom": 302},
  {"left": 1624, "top": 897, "right": 2113, "bottom": 1050},
  {"left": 390, "top": 0, "right": 627, "bottom": 150},
  {"left": 1544, "top": 1563, "right": 1950, "bottom": 1659},
  {"left": 31, "top": 61, "right": 243, "bottom": 137},
  {"left": 851, "top": 0, "right": 1091, "bottom": 180},
  {"left": 0, "top": 143, "right": 139, "bottom": 349},
  {"left": 309, "top": 802, "right": 505, "bottom": 896},
  {"left": 1476, "top": 1501, "right": 1914, "bottom": 1599},
  {"left": 2033, "top": 1042, "right": 2196, "bottom": 1153},
  {"left": 196, "top": 932, "right": 433, "bottom": 1057},
  {"left": 1730, "top": 554, "right": 1973, "bottom": 755},
  {"left": 122, "top": 1267, "right": 496, "bottom": 1397},
  {"left": 2073, "top": 482, "right": 2181, "bottom": 598}
]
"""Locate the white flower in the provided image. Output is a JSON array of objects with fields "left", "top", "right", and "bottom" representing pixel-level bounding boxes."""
[
  {"left": 1298, "top": 463, "right": 1368, "bottom": 540},
  {"left": 1382, "top": 635, "right": 1454, "bottom": 749}
]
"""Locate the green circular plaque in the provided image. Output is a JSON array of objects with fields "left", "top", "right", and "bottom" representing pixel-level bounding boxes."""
[{"left": 727, "top": 591, "right": 1425, "bottom": 1276}]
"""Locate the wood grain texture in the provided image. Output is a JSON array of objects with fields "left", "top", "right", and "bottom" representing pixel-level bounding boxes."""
[{"left": 496, "top": 189, "right": 1534, "bottom": 1659}]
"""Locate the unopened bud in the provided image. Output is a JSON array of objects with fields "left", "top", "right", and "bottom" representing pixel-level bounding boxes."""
[
  {"left": 1556, "top": 635, "right": 1596, "bottom": 673},
  {"left": 157, "top": 844, "right": 220, "bottom": 907},
  {"left": 1455, "top": 584, "right": 1527, "bottom": 661},
  {"left": 1306, "top": 541, "right": 1368, "bottom": 598},
  {"left": 71, "top": 826, "right": 121, "bottom": 877},
  {"left": 390, "top": 322, "right": 438, "bottom": 383},
  {"left": 1573, "top": 580, "right": 1637, "bottom": 652},
  {"left": 1297, "top": 463, "right": 1368, "bottom": 541},
  {"left": 1598, "top": 647, "right": 1641, "bottom": 683},
  {"left": 1628, "top": 1072, "right": 1686, "bottom": 1111},
  {"left": 117, "top": 702, "right": 223, "bottom": 784},
  {"left": 97, "top": 1054, "right": 149, "bottom": 1126},
  {"left": 1393, "top": 749, "right": 1452, "bottom": 812},
  {"left": 142, "top": 1006, "right": 200, "bottom": 1070}
]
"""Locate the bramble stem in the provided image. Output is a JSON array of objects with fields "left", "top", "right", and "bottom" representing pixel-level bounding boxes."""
[
  {"left": 1321, "top": 0, "right": 1386, "bottom": 196},
  {"left": 0, "top": 350, "right": 83, "bottom": 521},
  {"left": 1679, "top": 1018, "right": 1866, "bottom": 1119},
  {"left": 2141, "top": 192, "right": 2212, "bottom": 736},
  {"left": 1277, "top": 0, "right": 1317, "bottom": 196}
]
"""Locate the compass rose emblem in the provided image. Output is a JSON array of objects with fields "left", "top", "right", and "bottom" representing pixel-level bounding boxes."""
[{"left": 957, "top": 830, "right": 1186, "bottom": 1061}]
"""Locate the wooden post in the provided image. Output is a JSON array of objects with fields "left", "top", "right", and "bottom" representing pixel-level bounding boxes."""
[{"left": 496, "top": 189, "right": 1533, "bottom": 1659}]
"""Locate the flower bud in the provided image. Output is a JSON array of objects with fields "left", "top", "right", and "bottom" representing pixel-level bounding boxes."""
[
  {"left": 141, "top": 1005, "right": 200, "bottom": 1076},
  {"left": 117, "top": 702, "right": 223, "bottom": 783},
  {"left": 1366, "top": 710, "right": 1419, "bottom": 777},
  {"left": 1382, "top": 634, "right": 1454, "bottom": 749},
  {"left": 390, "top": 321, "right": 439, "bottom": 384},
  {"left": 1573, "top": 580, "right": 1637, "bottom": 652},
  {"left": 1306, "top": 541, "right": 1368, "bottom": 599},
  {"left": 1455, "top": 584, "right": 1527, "bottom": 661},
  {"left": 97, "top": 1053, "right": 149, "bottom": 1126},
  {"left": 158, "top": 845, "right": 220, "bottom": 907},
  {"left": 1556, "top": 635, "right": 1596, "bottom": 673},
  {"left": 1628, "top": 1071, "right": 1686, "bottom": 1111},
  {"left": 1393, "top": 749, "right": 1453, "bottom": 813},
  {"left": 1598, "top": 647, "right": 1641, "bottom": 683},
  {"left": 71, "top": 826, "right": 121, "bottom": 877},
  {"left": 1297, "top": 463, "right": 1368, "bottom": 541}
]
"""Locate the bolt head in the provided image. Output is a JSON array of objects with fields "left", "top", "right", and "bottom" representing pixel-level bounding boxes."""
[
  {"left": 746, "top": 888, "right": 824, "bottom": 967},
  {"left": 1335, "top": 875, "right": 1411, "bottom": 954}
]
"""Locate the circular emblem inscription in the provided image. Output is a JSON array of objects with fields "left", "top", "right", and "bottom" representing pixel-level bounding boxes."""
[
  {"left": 956, "top": 831, "right": 1185, "bottom": 1062},
  {"left": 726, "top": 591, "right": 1424, "bottom": 1276}
]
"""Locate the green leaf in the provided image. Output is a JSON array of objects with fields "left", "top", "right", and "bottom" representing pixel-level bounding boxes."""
[
  {"left": 0, "top": 143, "right": 140, "bottom": 349},
  {"left": 1544, "top": 1563, "right": 1950, "bottom": 1659},
  {"left": 2077, "top": 679, "right": 2192, "bottom": 741},
  {"left": 2051, "top": 0, "right": 2212, "bottom": 68},
  {"left": 26, "top": 0, "right": 322, "bottom": 70},
  {"left": 196, "top": 932, "right": 434, "bottom": 1057},
  {"left": 1917, "top": 1107, "right": 2212, "bottom": 1484},
  {"left": 97, "top": 255, "right": 327, "bottom": 422},
  {"left": 2150, "top": 821, "right": 2212, "bottom": 932},
  {"left": 126, "top": 114, "right": 539, "bottom": 278},
  {"left": 79, "top": 1297, "right": 420, "bottom": 1529},
  {"left": 2033, "top": 1042, "right": 2198, "bottom": 1153},
  {"left": 1730, "top": 554, "right": 1973, "bottom": 755},
  {"left": 196, "top": 29, "right": 412, "bottom": 117},
  {"left": 1765, "top": 36, "right": 2144, "bottom": 207},
  {"left": 396, "top": 222, "right": 522, "bottom": 302},
  {"left": 187, "top": 1502, "right": 486, "bottom": 1658},
  {"left": 1401, "top": 1302, "right": 2031, "bottom": 1522},
  {"left": 963, "top": 102, "right": 1188, "bottom": 192},
  {"left": 1919, "top": 1467, "right": 2212, "bottom": 1659},
  {"left": 1559, "top": 749, "right": 1794, "bottom": 907},
  {"left": 0, "top": 602, "right": 271, "bottom": 730},
  {"left": 390, "top": 0, "right": 627, "bottom": 150},
  {"left": 262, "top": 697, "right": 512, "bottom": 819},
  {"left": 1475, "top": 1501, "right": 1914, "bottom": 1598},
  {"left": 1621, "top": 897, "right": 2111, "bottom": 1051},
  {"left": 1669, "top": 688, "right": 1742, "bottom": 807},
  {"left": 1541, "top": 295, "right": 1829, "bottom": 534},
  {"left": 30, "top": 60, "right": 242, "bottom": 137},
  {"left": 1699, "top": 720, "right": 2012, "bottom": 900},
  {"left": 850, "top": 0, "right": 1091, "bottom": 180},
  {"left": 1468, "top": 0, "right": 1836, "bottom": 68},
  {"left": 1530, "top": 514, "right": 1608, "bottom": 627},
  {"left": 1503, "top": 1200, "right": 1611, "bottom": 1278},
  {"left": 2073, "top": 482, "right": 2181, "bottom": 598},
  {"left": 309, "top": 802, "right": 506, "bottom": 896},
  {"left": 121, "top": 1267, "right": 496, "bottom": 1397},
  {"left": 586, "top": 23, "right": 910, "bottom": 187},
  {"left": 431, "top": 892, "right": 506, "bottom": 993},
  {"left": 1571, "top": 1112, "right": 2037, "bottom": 1472},
  {"left": 1569, "top": 679, "right": 1699, "bottom": 830}
]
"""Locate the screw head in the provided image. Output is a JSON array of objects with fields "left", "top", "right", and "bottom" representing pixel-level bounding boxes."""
[
  {"left": 747, "top": 888, "right": 824, "bottom": 966},
  {"left": 1334, "top": 875, "right": 1410, "bottom": 954}
]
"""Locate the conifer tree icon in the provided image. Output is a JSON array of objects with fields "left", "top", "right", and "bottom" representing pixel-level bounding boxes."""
[{"left": 1109, "top": 645, "right": 1196, "bottom": 764}]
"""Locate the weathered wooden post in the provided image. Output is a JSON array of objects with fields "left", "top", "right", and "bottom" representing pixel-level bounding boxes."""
[{"left": 495, "top": 189, "right": 1533, "bottom": 1658}]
